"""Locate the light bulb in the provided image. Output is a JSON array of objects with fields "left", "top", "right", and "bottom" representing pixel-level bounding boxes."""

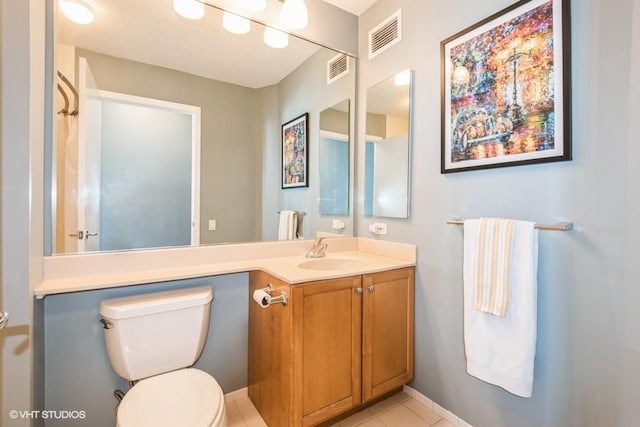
[
  {"left": 239, "top": 0, "right": 267, "bottom": 13},
  {"left": 173, "top": 0, "right": 205, "bottom": 20},
  {"left": 394, "top": 70, "right": 411, "bottom": 86},
  {"left": 59, "top": 0, "right": 94, "bottom": 25},
  {"left": 280, "top": 0, "right": 308, "bottom": 30},
  {"left": 264, "top": 27, "right": 289, "bottom": 49},
  {"left": 223, "top": 12, "right": 250, "bottom": 34}
]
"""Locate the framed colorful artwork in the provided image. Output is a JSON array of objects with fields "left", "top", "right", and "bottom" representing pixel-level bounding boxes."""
[
  {"left": 282, "top": 113, "right": 309, "bottom": 188},
  {"left": 441, "top": 0, "right": 571, "bottom": 173}
]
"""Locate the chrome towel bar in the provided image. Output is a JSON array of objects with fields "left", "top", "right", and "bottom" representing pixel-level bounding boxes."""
[{"left": 446, "top": 219, "right": 573, "bottom": 231}]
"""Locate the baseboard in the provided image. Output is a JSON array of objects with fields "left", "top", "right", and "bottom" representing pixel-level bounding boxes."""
[{"left": 402, "top": 385, "right": 473, "bottom": 427}]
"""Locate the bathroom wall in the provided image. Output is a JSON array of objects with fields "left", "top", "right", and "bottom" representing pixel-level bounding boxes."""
[
  {"left": 1, "top": 0, "right": 46, "bottom": 426},
  {"left": 44, "top": 274, "right": 248, "bottom": 427},
  {"left": 357, "top": 0, "right": 640, "bottom": 426}
]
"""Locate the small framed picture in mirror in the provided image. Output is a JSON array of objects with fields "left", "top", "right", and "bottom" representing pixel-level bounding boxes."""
[{"left": 282, "top": 113, "right": 309, "bottom": 189}]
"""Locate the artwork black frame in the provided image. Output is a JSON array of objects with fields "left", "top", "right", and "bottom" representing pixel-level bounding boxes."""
[
  {"left": 441, "top": 0, "right": 571, "bottom": 173},
  {"left": 282, "top": 113, "right": 310, "bottom": 188}
]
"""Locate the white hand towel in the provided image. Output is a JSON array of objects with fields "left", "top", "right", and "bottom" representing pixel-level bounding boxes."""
[
  {"left": 289, "top": 211, "right": 298, "bottom": 240},
  {"left": 278, "top": 210, "right": 297, "bottom": 241},
  {"left": 463, "top": 219, "right": 538, "bottom": 397}
]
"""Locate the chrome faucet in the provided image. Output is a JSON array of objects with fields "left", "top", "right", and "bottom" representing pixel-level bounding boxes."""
[{"left": 306, "top": 237, "right": 328, "bottom": 258}]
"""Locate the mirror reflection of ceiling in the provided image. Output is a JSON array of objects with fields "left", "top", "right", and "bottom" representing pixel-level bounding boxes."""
[
  {"left": 366, "top": 72, "right": 411, "bottom": 119},
  {"left": 58, "top": 0, "right": 330, "bottom": 89}
]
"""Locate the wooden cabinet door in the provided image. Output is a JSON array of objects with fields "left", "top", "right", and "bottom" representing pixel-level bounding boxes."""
[
  {"left": 292, "top": 276, "right": 362, "bottom": 426},
  {"left": 248, "top": 271, "right": 293, "bottom": 427},
  {"left": 362, "top": 268, "right": 415, "bottom": 402}
]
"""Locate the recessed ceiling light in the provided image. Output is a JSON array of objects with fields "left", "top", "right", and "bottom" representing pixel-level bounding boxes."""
[
  {"left": 394, "top": 70, "right": 411, "bottom": 86},
  {"left": 59, "top": 0, "right": 95, "bottom": 25}
]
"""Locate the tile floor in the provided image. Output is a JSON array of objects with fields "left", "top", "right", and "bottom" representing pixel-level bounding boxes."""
[{"left": 225, "top": 391, "right": 456, "bottom": 427}]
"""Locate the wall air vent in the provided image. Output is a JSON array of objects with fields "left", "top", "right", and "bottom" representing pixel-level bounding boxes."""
[
  {"left": 368, "top": 9, "right": 402, "bottom": 59},
  {"left": 327, "top": 53, "right": 349, "bottom": 84}
]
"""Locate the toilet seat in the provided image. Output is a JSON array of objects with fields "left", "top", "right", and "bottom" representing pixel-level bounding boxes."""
[{"left": 117, "top": 368, "right": 226, "bottom": 427}]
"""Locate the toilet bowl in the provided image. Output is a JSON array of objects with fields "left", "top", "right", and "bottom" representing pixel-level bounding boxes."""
[{"left": 99, "top": 286, "right": 227, "bottom": 427}]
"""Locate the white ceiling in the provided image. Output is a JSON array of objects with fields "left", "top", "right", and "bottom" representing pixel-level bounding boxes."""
[{"left": 321, "top": 0, "right": 379, "bottom": 16}]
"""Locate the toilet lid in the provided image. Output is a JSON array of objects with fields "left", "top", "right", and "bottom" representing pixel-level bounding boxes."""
[{"left": 118, "top": 368, "right": 223, "bottom": 427}]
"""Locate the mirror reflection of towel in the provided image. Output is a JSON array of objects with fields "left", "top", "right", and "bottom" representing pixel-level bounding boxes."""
[{"left": 278, "top": 210, "right": 298, "bottom": 241}]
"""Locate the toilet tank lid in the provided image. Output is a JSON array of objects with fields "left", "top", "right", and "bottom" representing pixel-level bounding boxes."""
[{"left": 99, "top": 286, "right": 213, "bottom": 320}]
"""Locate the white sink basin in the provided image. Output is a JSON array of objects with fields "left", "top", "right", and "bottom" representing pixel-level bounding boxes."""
[{"left": 298, "top": 258, "right": 366, "bottom": 271}]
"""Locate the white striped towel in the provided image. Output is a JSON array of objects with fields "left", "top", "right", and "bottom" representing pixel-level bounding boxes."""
[{"left": 473, "top": 217, "right": 516, "bottom": 317}]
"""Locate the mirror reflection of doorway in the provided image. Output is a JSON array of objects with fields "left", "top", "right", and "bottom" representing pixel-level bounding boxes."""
[{"left": 55, "top": 58, "right": 201, "bottom": 252}]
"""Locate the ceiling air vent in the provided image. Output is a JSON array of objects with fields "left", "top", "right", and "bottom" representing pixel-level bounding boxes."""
[
  {"left": 327, "top": 53, "right": 349, "bottom": 84},
  {"left": 368, "top": 9, "right": 402, "bottom": 59}
]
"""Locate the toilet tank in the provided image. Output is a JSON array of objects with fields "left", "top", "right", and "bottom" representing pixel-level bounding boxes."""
[{"left": 99, "top": 286, "right": 213, "bottom": 381}]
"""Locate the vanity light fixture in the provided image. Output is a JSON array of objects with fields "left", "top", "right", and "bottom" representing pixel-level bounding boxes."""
[
  {"left": 173, "top": 0, "right": 205, "bottom": 20},
  {"left": 394, "top": 70, "right": 411, "bottom": 86},
  {"left": 280, "top": 0, "right": 308, "bottom": 30},
  {"left": 263, "top": 26, "right": 289, "bottom": 48},
  {"left": 59, "top": 0, "right": 95, "bottom": 25},
  {"left": 223, "top": 11, "right": 251, "bottom": 34}
]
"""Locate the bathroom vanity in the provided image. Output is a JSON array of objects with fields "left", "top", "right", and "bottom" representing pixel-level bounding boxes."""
[
  {"left": 36, "top": 237, "right": 415, "bottom": 427},
  {"left": 248, "top": 266, "right": 415, "bottom": 427}
]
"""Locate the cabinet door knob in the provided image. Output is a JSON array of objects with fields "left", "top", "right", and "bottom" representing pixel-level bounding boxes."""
[
  {"left": 368, "top": 285, "right": 375, "bottom": 293},
  {"left": 356, "top": 287, "right": 363, "bottom": 294}
]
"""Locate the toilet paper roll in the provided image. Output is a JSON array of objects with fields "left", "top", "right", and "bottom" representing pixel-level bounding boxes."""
[{"left": 253, "top": 289, "right": 271, "bottom": 308}]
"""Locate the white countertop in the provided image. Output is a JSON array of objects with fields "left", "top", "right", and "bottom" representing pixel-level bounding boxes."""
[{"left": 35, "top": 238, "right": 416, "bottom": 297}]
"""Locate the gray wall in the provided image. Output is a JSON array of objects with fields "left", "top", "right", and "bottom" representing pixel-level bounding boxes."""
[
  {"left": 75, "top": 49, "right": 263, "bottom": 246},
  {"left": 44, "top": 274, "right": 248, "bottom": 427},
  {"left": 1, "top": 0, "right": 46, "bottom": 425},
  {"left": 357, "top": 0, "right": 640, "bottom": 426}
]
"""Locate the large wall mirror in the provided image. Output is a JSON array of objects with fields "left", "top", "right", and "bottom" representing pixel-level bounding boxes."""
[
  {"left": 364, "top": 70, "right": 413, "bottom": 218},
  {"left": 47, "top": 0, "right": 356, "bottom": 255}
]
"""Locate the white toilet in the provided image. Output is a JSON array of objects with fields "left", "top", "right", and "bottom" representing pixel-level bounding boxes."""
[{"left": 99, "top": 286, "right": 227, "bottom": 427}]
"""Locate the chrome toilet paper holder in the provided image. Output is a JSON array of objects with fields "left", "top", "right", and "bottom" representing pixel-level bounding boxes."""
[{"left": 259, "top": 284, "right": 288, "bottom": 307}]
